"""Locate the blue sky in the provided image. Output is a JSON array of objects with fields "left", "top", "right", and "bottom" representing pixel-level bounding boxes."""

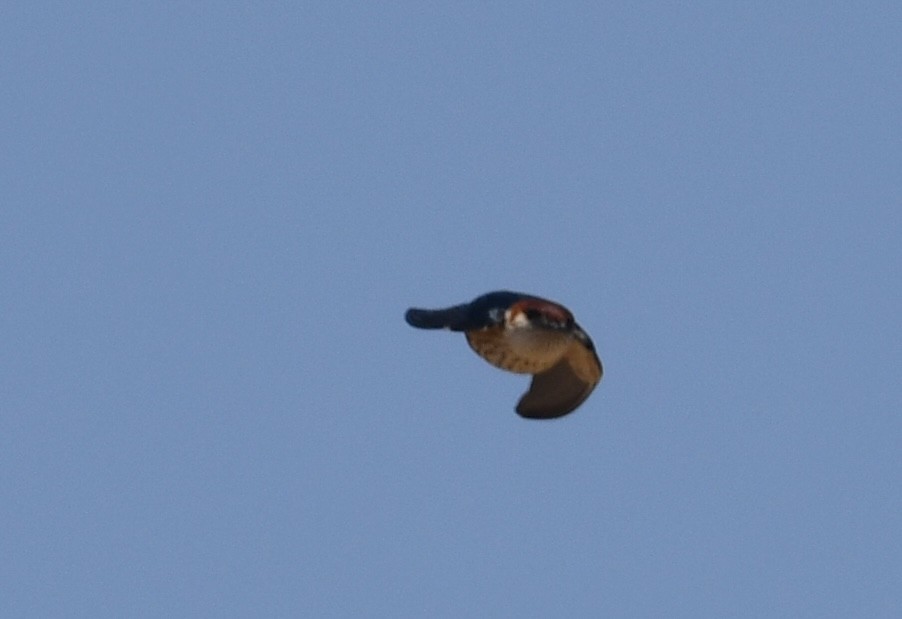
[{"left": 3, "top": 2, "right": 900, "bottom": 617}]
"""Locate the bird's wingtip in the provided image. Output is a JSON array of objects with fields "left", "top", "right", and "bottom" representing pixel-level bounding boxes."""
[{"left": 405, "top": 307, "right": 446, "bottom": 329}]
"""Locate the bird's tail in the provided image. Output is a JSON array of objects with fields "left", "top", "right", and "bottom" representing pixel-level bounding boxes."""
[{"left": 404, "top": 304, "right": 471, "bottom": 330}]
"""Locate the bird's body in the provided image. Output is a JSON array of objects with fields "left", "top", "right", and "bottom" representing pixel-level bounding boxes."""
[
  {"left": 404, "top": 291, "right": 603, "bottom": 419},
  {"left": 465, "top": 325, "right": 572, "bottom": 374}
]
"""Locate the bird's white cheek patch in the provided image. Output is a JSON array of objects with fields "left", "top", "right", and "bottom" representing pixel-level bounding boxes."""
[{"left": 506, "top": 309, "right": 530, "bottom": 328}]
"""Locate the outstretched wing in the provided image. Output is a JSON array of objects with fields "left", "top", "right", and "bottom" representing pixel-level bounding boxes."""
[
  {"left": 515, "top": 326, "right": 602, "bottom": 419},
  {"left": 404, "top": 304, "right": 472, "bottom": 330},
  {"left": 405, "top": 292, "right": 518, "bottom": 332}
]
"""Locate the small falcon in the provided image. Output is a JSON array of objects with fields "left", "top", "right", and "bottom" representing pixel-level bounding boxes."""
[{"left": 404, "top": 290, "right": 603, "bottom": 419}]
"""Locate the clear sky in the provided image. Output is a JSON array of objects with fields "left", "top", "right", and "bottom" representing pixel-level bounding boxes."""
[{"left": 3, "top": 3, "right": 900, "bottom": 617}]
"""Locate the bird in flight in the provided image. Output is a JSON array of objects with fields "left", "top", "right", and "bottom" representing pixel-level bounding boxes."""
[{"left": 404, "top": 290, "right": 602, "bottom": 419}]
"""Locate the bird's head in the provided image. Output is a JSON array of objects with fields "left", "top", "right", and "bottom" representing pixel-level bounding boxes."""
[{"left": 505, "top": 298, "right": 574, "bottom": 332}]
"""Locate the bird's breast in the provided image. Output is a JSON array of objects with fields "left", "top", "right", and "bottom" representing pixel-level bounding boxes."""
[{"left": 465, "top": 326, "right": 572, "bottom": 374}]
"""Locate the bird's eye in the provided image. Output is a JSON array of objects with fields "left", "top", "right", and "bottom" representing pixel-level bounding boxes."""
[{"left": 525, "top": 309, "right": 543, "bottom": 320}]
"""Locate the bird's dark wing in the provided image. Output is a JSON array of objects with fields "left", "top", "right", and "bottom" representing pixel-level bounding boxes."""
[
  {"left": 515, "top": 326, "right": 602, "bottom": 419},
  {"left": 405, "top": 291, "right": 526, "bottom": 332},
  {"left": 404, "top": 303, "right": 475, "bottom": 331},
  {"left": 406, "top": 290, "right": 545, "bottom": 333}
]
